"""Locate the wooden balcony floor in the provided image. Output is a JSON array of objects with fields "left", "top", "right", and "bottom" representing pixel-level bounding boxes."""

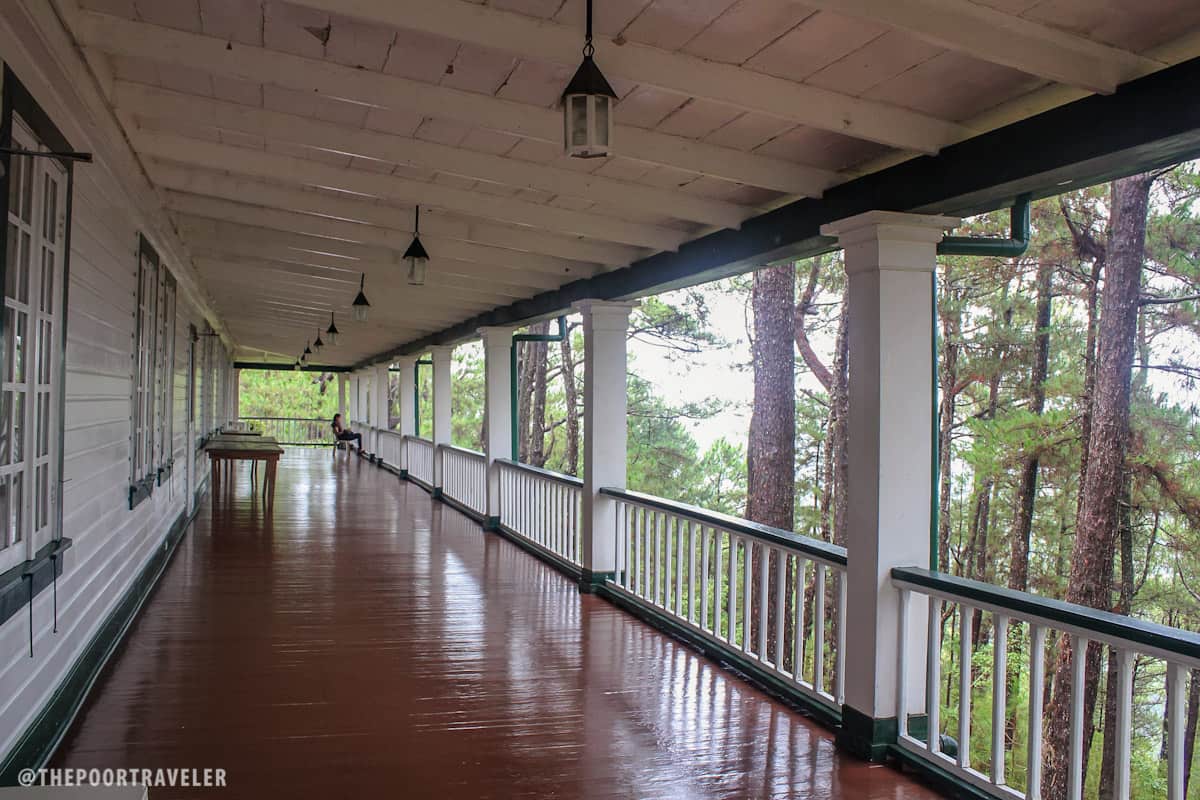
[{"left": 52, "top": 450, "right": 940, "bottom": 799}]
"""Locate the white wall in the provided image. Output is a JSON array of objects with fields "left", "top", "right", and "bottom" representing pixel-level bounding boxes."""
[{"left": 0, "top": 3, "right": 232, "bottom": 762}]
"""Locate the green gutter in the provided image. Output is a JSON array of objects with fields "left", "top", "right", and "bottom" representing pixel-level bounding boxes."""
[
  {"left": 929, "top": 193, "right": 1032, "bottom": 569},
  {"left": 509, "top": 317, "right": 566, "bottom": 461},
  {"left": 936, "top": 193, "right": 1031, "bottom": 257}
]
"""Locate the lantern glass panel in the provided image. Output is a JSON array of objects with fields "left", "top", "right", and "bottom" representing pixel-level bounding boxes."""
[
  {"left": 569, "top": 95, "right": 589, "bottom": 148},
  {"left": 594, "top": 96, "right": 609, "bottom": 148}
]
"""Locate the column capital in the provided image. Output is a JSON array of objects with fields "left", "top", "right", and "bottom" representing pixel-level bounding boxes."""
[
  {"left": 574, "top": 299, "right": 639, "bottom": 331},
  {"left": 822, "top": 211, "right": 959, "bottom": 275},
  {"left": 392, "top": 355, "right": 418, "bottom": 368},
  {"left": 428, "top": 344, "right": 455, "bottom": 359},
  {"left": 477, "top": 326, "right": 517, "bottom": 347}
]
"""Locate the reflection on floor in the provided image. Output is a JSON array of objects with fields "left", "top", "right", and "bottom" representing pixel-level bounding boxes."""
[{"left": 52, "top": 449, "right": 941, "bottom": 799}]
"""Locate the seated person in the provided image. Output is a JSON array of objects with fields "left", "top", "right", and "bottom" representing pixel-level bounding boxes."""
[{"left": 331, "top": 414, "right": 363, "bottom": 451}]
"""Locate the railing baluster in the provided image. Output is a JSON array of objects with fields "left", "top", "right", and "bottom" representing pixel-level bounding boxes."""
[
  {"left": 1068, "top": 635, "right": 1087, "bottom": 800},
  {"left": 757, "top": 545, "right": 768, "bottom": 660},
  {"left": 958, "top": 604, "right": 972, "bottom": 770},
  {"left": 1027, "top": 623, "right": 1046, "bottom": 798},
  {"left": 835, "top": 572, "right": 847, "bottom": 705},
  {"left": 687, "top": 521, "right": 696, "bottom": 624},
  {"left": 727, "top": 533, "right": 737, "bottom": 644},
  {"left": 1169, "top": 661, "right": 1187, "bottom": 800},
  {"left": 702, "top": 526, "right": 712, "bottom": 633},
  {"left": 663, "top": 513, "right": 673, "bottom": 611},
  {"left": 773, "top": 549, "right": 785, "bottom": 670},
  {"left": 927, "top": 596, "right": 941, "bottom": 755},
  {"left": 991, "top": 614, "right": 1008, "bottom": 785},
  {"left": 675, "top": 515, "right": 684, "bottom": 617},
  {"left": 813, "top": 565, "right": 825, "bottom": 696},
  {"left": 897, "top": 586, "right": 910, "bottom": 738},
  {"left": 742, "top": 538, "right": 753, "bottom": 655},
  {"left": 1112, "top": 647, "right": 1134, "bottom": 800}
]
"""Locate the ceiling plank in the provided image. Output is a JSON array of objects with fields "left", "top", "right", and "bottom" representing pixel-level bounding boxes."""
[
  {"left": 801, "top": 0, "right": 1162, "bottom": 94},
  {"left": 115, "top": 82, "right": 753, "bottom": 228},
  {"left": 166, "top": 197, "right": 597, "bottom": 278},
  {"left": 71, "top": 10, "right": 840, "bottom": 193},
  {"left": 132, "top": 129, "right": 688, "bottom": 251},
  {"left": 286, "top": 0, "right": 970, "bottom": 152},
  {"left": 149, "top": 164, "right": 643, "bottom": 267}
]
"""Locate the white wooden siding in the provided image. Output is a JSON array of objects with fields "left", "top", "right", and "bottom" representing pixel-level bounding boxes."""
[{"left": 0, "top": 3, "right": 232, "bottom": 763}]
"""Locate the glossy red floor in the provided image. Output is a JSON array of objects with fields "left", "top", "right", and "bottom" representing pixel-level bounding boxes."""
[{"left": 52, "top": 450, "right": 942, "bottom": 799}]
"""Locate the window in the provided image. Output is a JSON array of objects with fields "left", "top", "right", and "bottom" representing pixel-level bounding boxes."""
[
  {"left": 0, "top": 70, "right": 71, "bottom": 572},
  {"left": 128, "top": 235, "right": 176, "bottom": 508}
]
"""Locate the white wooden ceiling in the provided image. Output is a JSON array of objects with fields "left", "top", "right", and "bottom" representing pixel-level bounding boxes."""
[{"left": 57, "top": 0, "right": 1200, "bottom": 366}]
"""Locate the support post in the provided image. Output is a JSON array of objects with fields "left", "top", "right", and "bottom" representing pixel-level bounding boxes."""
[
  {"left": 821, "top": 211, "right": 959, "bottom": 761},
  {"left": 479, "top": 327, "right": 515, "bottom": 529},
  {"left": 337, "top": 373, "right": 347, "bottom": 420},
  {"left": 576, "top": 300, "right": 637, "bottom": 592},
  {"left": 395, "top": 357, "right": 416, "bottom": 475},
  {"left": 373, "top": 362, "right": 389, "bottom": 460},
  {"left": 430, "top": 345, "right": 453, "bottom": 497}
]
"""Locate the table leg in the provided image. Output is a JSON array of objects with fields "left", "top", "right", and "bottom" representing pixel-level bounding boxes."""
[
  {"left": 268, "top": 458, "right": 278, "bottom": 508},
  {"left": 210, "top": 457, "right": 217, "bottom": 493}
]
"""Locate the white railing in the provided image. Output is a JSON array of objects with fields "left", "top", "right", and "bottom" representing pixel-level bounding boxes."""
[
  {"left": 496, "top": 459, "right": 583, "bottom": 567},
  {"left": 439, "top": 444, "right": 486, "bottom": 517},
  {"left": 892, "top": 567, "right": 1200, "bottom": 800},
  {"left": 376, "top": 429, "right": 403, "bottom": 467},
  {"left": 404, "top": 435, "right": 434, "bottom": 487},
  {"left": 600, "top": 488, "right": 848, "bottom": 717}
]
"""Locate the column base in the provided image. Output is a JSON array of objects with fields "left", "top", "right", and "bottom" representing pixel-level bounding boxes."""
[
  {"left": 399, "top": 469, "right": 408, "bottom": 479},
  {"left": 431, "top": 487, "right": 443, "bottom": 500},
  {"left": 836, "top": 705, "right": 898, "bottom": 762},
  {"left": 484, "top": 516, "right": 500, "bottom": 531},
  {"left": 577, "top": 569, "right": 615, "bottom": 594}
]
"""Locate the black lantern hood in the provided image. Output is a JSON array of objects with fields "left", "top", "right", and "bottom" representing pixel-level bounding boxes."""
[
  {"left": 403, "top": 235, "right": 430, "bottom": 262},
  {"left": 562, "top": 54, "right": 617, "bottom": 102}
]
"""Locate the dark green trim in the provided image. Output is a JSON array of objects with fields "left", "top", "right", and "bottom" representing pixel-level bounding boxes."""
[
  {"left": 233, "top": 361, "right": 350, "bottom": 372},
  {"left": 600, "top": 487, "right": 847, "bottom": 566},
  {"left": 595, "top": 583, "right": 842, "bottom": 729},
  {"left": 888, "top": 744, "right": 1000, "bottom": 800},
  {"left": 893, "top": 566, "right": 1200, "bottom": 660},
  {"left": 0, "top": 505, "right": 195, "bottom": 785},
  {"left": 0, "top": 538, "right": 71, "bottom": 630},
  {"left": 484, "top": 515, "right": 500, "bottom": 531},
  {"left": 430, "top": 487, "right": 443, "bottom": 500},
  {"left": 837, "top": 705, "right": 897, "bottom": 762},
  {"left": 497, "top": 458, "right": 583, "bottom": 488},
  {"left": 577, "top": 568, "right": 614, "bottom": 594},
  {"left": 350, "top": 56, "right": 1200, "bottom": 369}
]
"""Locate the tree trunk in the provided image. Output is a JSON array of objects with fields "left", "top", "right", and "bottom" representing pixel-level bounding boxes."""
[
  {"left": 1098, "top": 472, "right": 1134, "bottom": 800},
  {"left": 829, "top": 293, "right": 850, "bottom": 548},
  {"left": 559, "top": 329, "right": 580, "bottom": 476},
  {"left": 1042, "top": 173, "right": 1153, "bottom": 800},
  {"left": 747, "top": 265, "right": 795, "bottom": 658}
]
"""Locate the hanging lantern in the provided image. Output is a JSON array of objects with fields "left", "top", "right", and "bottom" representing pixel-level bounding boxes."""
[
  {"left": 314, "top": 329, "right": 324, "bottom": 352},
  {"left": 301, "top": 342, "right": 311, "bottom": 365},
  {"left": 404, "top": 205, "right": 430, "bottom": 286},
  {"left": 562, "top": 0, "right": 616, "bottom": 158},
  {"left": 352, "top": 273, "right": 370, "bottom": 322},
  {"left": 326, "top": 312, "right": 339, "bottom": 346}
]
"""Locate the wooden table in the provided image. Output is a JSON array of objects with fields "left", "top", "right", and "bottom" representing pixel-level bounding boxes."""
[{"left": 205, "top": 436, "right": 284, "bottom": 506}]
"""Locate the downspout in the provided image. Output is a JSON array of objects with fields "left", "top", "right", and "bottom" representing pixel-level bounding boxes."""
[
  {"left": 510, "top": 317, "right": 567, "bottom": 461},
  {"left": 927, "top": 194, "right": 1032, "bottom": 570}
]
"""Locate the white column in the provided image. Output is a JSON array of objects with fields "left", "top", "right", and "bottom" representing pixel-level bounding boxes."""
[
  {"left": 577, "top": 300, "right": 637, "bottom": 591},
  {"left": 337, "top": 373, "right": 347, "bottom": 419},
  {"left": 395, "top": 357, "right": 416, "bottom": 474},
  {"left": 430, "top": 345, "right": 454, "bottom": 495},
  {"left": 820, "top": 210, "right": 958, "bottom": 760},
  {"left": 375, "top": 362, "right": 391, "bottom": 432},
  {"left": 479, "top": 326, "right": 515, "bottom": 528},
  {"left": 349, "top": 372, "right": 360, "bottom": 422}
]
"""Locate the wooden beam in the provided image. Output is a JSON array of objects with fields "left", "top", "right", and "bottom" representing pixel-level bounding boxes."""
[
  {"left": 286, "top": 0, "right": 970, "bottom": 153},
  {"left": 72, "top": 10, "right": 840, "bottom": 193},
  {"left": 171, "top": 207, "right": 598, "bottom": 279},
  {"left": 131, "top": 129, "right": 687, "bottom": 251},
  {"left": 149, "top": 164, "right": 642, "bottom": 267},
  {"left": 115, "top": 82, "right": 753, "bottom": 228},
  {"left": 800, "top": 0, "right": 1162, "bottom": 94}
]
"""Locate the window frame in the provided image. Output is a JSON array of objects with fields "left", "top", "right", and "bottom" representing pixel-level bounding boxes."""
[{"left": 0, "top": 64, "right": 74, "bottom": 574}]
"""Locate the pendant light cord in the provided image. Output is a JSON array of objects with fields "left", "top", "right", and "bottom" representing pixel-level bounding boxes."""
[
  {"left": 415, "top": 205, "right": 420, "bottom": 235},
  {"left": 584, "top": 0, "right": 594, "bottom": 56}
]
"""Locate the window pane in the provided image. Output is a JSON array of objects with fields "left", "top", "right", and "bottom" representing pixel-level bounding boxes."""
[
  {"left": 36, "top": 463, "right": 46, "bottom": 531},
  {"left": 12, "top": 391, "right": 24, "bottom": 464},
  {"left": 43, "top": 174, "right": 57, "bottom": 244},
  {"left": 7, "top": 155, "right": 22, "bottom": 218},
  {"left": 41, "top": 247, "right": 54, "bottom": 313},
  {"left": 11, "top": 471, "right": 22, "bottom": 544},
  {"left": 39, "top": 318, "right": 51, "bottom": 385},
  {"left": 20, "top": 160, "right": 32, "bottom": 224},
  {"left": 0, "top": 391, "right": 10, "bottom": 466},
  {"left": 0, "top": 476, "right": 8, "bottom": 549},
  {"left": 37, "top": 390, "right": 49, "bottom": 458},
  {"left": 18, "top": 230, "right": 30, "bottom": 304},
  {"left": 5, "top": 223, "right": 17, "bottom": 300},
  {"left": 13, "top": 312, "right": 26, "bottom": 384}
]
